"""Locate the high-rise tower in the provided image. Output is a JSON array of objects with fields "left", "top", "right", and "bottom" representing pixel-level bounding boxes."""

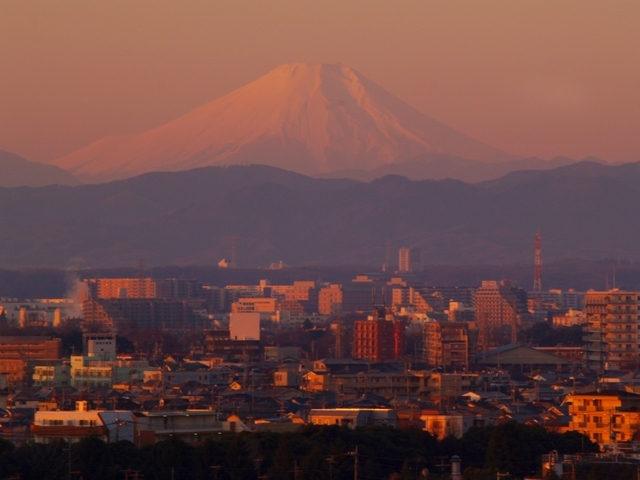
[{"left": 533, "top": 233, "right": 542, "bottom": 292}]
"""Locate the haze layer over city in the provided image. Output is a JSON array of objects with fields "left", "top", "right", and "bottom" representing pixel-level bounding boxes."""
[{"left": 0, "top": 2, "right": 639, "bottom": 480}]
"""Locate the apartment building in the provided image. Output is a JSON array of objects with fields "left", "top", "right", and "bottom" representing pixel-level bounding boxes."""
[
  {"left": 398, "top": 247, "right": 422, "bottom": 273},
  {"left": 475, "top": 280, "right": 530, "bottom": 351},
  {"left": 0, "top": 337, "right": 61, "bottom": 385},
  {"left": 318, "top": 284, "right": 342, "bottom": 315},
  {"left": 566, "top": 390, "right": 640, "bottom": 447},
  {"left": 391, "top": 287, "right": 440, "bottom": 314},
  {"left": 424, "top": 321, "right": 469, "bottom": 368},
  {"left": 82, "top": 298, "right": 200, "bottom": 331},
  {"left": 583, "top": 290, "right": 640, "bottom": 371},
  {"left": 85, "top": 278, "right": 157, "bottom": 299},
  {"left": 352, "top": 307, "right": 405, "bottom": 362}
]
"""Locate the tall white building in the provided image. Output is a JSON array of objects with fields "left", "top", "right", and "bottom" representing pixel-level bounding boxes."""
[{"left": 398, "top": 247, "right": 422, "bottom": 273}]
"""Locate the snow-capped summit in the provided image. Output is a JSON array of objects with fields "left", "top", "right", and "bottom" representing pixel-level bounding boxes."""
[{"left": 53, "top": 63, "right": 514, "bottom": 183}]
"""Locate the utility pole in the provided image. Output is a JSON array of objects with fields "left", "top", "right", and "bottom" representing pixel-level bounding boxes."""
[
  {"left": 209, "top": 465, "right": 222, "bottom": 480},
  {"left": 348, "top": 445, "right": 359, "bottom": 480},
  {"left": 354, "top": 445, "right": 358, "bottom": 480},
  {"left": 290, "top": 461, "right": 301, "bottom": 480},
  {"left": 326, "top": 456, "right": 335, "bottom": 480}
]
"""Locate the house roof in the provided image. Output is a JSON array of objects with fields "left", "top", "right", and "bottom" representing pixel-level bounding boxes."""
[{"left": 476, "top": 344, "right": 569, "bottom": 365}]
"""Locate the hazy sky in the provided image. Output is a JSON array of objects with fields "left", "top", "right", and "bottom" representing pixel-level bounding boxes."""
[{"left": 1, "top": 1, "right": 639, "bottom": 164}]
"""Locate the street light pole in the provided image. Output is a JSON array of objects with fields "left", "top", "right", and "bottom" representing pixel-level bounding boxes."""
[{"left": 66, "top": 444, "right": 71, "bottom": 480}]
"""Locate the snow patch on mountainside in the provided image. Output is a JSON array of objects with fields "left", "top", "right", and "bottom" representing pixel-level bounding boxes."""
[{"left": 53, "top": 63, "right": 515, "bottom": 183}]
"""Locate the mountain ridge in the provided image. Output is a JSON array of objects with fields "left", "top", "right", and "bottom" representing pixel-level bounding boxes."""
[
  {"left": 0, "top": 150, "right": 78, "bottom": 187},
  {"left": 1, "top": 161, "right": 640, "bottom": 268},
  {"left": 52, "top": 63, "right": 516, "bottom": 183}
]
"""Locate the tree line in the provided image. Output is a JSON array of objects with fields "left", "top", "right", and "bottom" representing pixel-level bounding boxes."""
[{"left": 0, "top": 422, "right": 614, "bottom": 480}]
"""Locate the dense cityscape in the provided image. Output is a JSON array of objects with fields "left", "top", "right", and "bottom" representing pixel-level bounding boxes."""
[{"left": 1, "top": 246, "right": 639, "bottom": 479}]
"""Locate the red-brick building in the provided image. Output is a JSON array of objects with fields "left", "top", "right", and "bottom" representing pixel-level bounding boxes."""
[{"left": 352, "top": 307, "right": 405, "bottom": 361}]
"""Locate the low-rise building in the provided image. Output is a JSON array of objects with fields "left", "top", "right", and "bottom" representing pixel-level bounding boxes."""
[
  {"left": 310, "top": 408, "right": 396, "bottom": 429},
  {"left": 302, "top": 370, "right": 428, "bottom": 396},
  {"left": 552, "top": 309, "right": 585, "bottom": 327},
  {"left": 32, "top": 401, "right": 135, "bottom": 444},
  {"left": 32, "top": 363, "right": 70, "bottom": 387},
  {"left": 133, "top": 410, "right": 249, "bottom": 446},
  {"left": 420, "top": 409, "right": 487, "bottom": 439},
  {"left": 143, "top": 366, "right": 231, "bottom": 387},
  {"left": 426, "top": 373, "right": 482, "bottom": 399}
]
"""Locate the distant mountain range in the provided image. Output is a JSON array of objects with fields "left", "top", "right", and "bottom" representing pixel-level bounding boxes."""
[
  {"left": 317, "top": 154, "right": 587, "bottom": 183},
  {"left": 1, "top": 161, "right": 640, "bottom": 268},
  {"left": 0, "top": 150, "right": 78, "bottom": 187},
  {"left": 52, "top": 63, "right": 519, "bottom": 183}
]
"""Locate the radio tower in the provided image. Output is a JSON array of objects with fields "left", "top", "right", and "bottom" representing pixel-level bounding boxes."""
[
  {"left": 383, "top": 239, "right": 391, "bottom": 272},
  {"left": 533, "top": 232, "right": 542, "bottom": 292}
]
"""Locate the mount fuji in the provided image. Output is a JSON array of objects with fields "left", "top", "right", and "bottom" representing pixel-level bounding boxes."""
[{"left": 53, "top": 63, "right": 517, "bottom": 183}]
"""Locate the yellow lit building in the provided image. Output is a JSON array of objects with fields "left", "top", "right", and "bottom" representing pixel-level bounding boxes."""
[{"left": 566, "top": 390, "right": 640, "bottom": 447}]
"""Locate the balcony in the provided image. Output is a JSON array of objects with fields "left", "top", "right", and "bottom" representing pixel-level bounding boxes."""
[
  {"left": 581, "top": 406, "right": 605, "bottom": 412},
  {"left": 608, "top": 347, "right": 636, "bottom": 352},
  {"left": 582, "top": 335, "right": 600, "bottom": 342},
  {"left": 606, "top": 316, "right": 634, "bottom": 323}
]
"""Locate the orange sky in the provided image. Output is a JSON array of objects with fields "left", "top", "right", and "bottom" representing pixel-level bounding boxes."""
[{"left": 1, "top": 1, "right": 639, "bottom": 164}]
